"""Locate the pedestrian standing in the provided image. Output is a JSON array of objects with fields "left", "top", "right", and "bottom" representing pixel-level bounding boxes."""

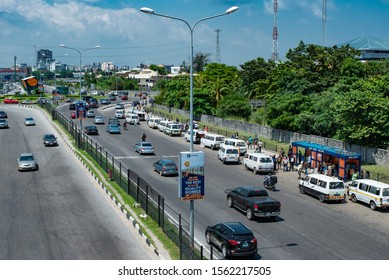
[
  {"left": 247, "top": 136, "right": 253, "bottom": 149},
  {"left": 257, "top": 139, "right": 263, "bottom": 153}
]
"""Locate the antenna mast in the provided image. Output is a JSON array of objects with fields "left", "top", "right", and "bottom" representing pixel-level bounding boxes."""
[
  {"left": 215, "top": 29, "right": 222, "bottom": 63},
  {"left": 271, "top": 0, "right": 279, "bottom": 61},
  {"left": 322, "top": 0, "right": 327, "bottom": 46}
]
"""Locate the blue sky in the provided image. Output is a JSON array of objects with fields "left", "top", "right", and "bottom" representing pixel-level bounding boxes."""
[{"left": 0, "top": 0, "right": 388, "bottom": 69}]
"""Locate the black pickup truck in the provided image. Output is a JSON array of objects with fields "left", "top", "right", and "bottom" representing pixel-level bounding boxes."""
[{"left": 226, "top": 186, "right": 281, "bottom": 220}]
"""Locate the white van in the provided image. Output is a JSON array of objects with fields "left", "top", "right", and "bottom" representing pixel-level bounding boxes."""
[
  {"left": 148, "top": 117, "right": 162, "bottom": 129},
  {"left": 224, "top": 138, "right": 248, "bottom": 155},
  {"left": 201, "top": 133, "right": 225, "bottom": 150},
  {"left": 158, "top": 120, "right": 171, "bottom": 132},
  {"left": 164, "top": 123, "right": 182, "bottom": 136},
  {"left": 298, "top": 174, "right": 346, "bottom": 203},
  {"left": 347, "top": 179, "right": 389, "bottom": 210},
  {"left": 243, "top": 152, "right": 273, "bottom": 174},
  {"left": 125, "top": 114, "right": 139, "bottom": 125},
  {"left": 217, "top": 145, "right": 240, "bottom": 164}
]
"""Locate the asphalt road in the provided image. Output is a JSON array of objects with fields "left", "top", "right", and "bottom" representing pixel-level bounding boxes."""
[
  {"left": 0, "top": 104, "right": 161, "bottom": 260},
  {"left": 59, "top": 101, "right": 389, "bottom": 260}
]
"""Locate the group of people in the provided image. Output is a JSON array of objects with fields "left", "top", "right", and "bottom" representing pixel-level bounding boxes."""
[{"left": 246, "top": 135, "right": 263, "bottom": 153}]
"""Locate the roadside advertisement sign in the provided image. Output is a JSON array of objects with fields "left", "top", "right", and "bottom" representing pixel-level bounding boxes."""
[{"left": 179, "top": 151, "right": 205, "bottom": 200}]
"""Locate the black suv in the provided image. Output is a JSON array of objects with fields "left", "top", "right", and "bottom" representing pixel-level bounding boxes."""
[{"left": 205, "top": 222, "right": 257, "bottom": 258}]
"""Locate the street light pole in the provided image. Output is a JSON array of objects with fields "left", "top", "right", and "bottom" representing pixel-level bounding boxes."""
[
  {"left": 60, "top": 44, "right": 100, "bottom": 145},
  {"left": 140, "top": 6, "right": 239, "bottom": 257},
  {"left": 60, "top": 44, "right": 100, "bottom": 101}
]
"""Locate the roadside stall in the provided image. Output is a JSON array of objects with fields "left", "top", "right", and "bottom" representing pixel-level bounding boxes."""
[{"left": 291, "top": 141, "right": 361, "bottom": 181}]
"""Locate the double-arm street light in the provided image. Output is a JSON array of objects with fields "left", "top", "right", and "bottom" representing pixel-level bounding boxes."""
[
  {"left": 140, "top": 6, "right": 239, "bottom": 257},
  {"left": 60, "top": 44, "right": 100, "bottom": 146},
  {"left": 60, "top": 44, "right": 100, "bottom": 101}
]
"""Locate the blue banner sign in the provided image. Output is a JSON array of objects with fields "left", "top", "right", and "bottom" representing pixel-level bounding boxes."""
[{"left": 179, "top": 151, "right": 205, "bottom": 200}]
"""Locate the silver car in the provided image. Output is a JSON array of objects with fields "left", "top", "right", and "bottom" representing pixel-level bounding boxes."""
[
  {"left": 134, "top": 142, "right": 154, "bottom": 155},
  {"left": 18, "top": 153, "right": 38, "bottom": 171},
  {"left": 93, "top": 116, "right": 105, "bottom": 124},
  {"left": 0, "top": 119, "right": 9, "bottom": 128},
  {"left": 24, "top": 117, "right": 36, "bottom": 126}
]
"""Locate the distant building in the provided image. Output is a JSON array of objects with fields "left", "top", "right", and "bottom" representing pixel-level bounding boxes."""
[{"left": 338, "top": 36, "right": 389, "bottom": 60}]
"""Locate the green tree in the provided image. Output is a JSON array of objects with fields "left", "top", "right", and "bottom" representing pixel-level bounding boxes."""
[
  {"left": 216, "top": 93, "right": 252, "bottom": 120},
  {"left": 332, "top": 88, "right": 389, "bottom": 148},
  {"left": 192, "top": 52, "right": 211, "bottom": 72}
]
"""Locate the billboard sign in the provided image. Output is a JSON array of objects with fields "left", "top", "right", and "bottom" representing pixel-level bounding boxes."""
[{"left": 179, "top": 151, "right": 205, "bottom": 200}]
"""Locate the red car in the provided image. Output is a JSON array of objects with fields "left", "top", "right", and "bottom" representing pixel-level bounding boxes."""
[
  {"left": 121, "top": 94, "right": 128, "bottom": 100},
  {"left": 70, "top": 111, "right": 76, "bottom": 119},
  {"left": 3, "top": 98, "right": 19, "bottom": 104}
]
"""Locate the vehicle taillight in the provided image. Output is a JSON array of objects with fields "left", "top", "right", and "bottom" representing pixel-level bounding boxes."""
[
  {"left": 162, "top": 166, "right": 166, "bottom": 171},
  {"left": 251, "top": 238, "right": 257, "bottom": 244},
  {"left": 228, "top": 240, "right": 239, "bottom": 246},
  {"left": 253, "top": 204, "right": 258, "bottom": 210}
]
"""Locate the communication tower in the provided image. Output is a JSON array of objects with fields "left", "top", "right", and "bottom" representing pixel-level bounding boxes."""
[
  {"left": 271, "top": 0, "right": 279, "bottom": 61},
  {"left": 215, "top": 29, "right": 222, "bottom": 63}
]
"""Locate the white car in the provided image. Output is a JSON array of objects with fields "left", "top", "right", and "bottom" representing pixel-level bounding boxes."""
[{"left": 115, "top": 110, "right": 125, "bottom": 119}]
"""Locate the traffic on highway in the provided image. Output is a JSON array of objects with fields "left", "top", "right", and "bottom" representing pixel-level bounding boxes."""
[{"left": 54, "top": 94, "right": 389, "bottom": 260}]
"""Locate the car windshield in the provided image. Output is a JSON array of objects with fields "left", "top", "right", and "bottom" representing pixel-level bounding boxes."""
[
  {"left": 171, "top": 125, "right": 180, "bottom": 129},
  {"left": 260, "top": 158, "right": 272, "bottom": 163},
  {"left": 0, "top": 120, "right": 6, "bottom": 123},
  {"left": 329, "top": 182, "right": 344, "bottom": 189},
  {"left": 165, "top": 163, "right": 176, "bottom": 167},
  {"left": 26, "top": 118, "right": 33, "bottom": 121},
  {"left": 142, "top": 143, "right": 152, "bottom": 147},
  {"left": 20, "top": 155, "right": 34, "bottom": 161},
  {"left": 236, "top": 142, "right": 246, "bottom": 147},
  {"left": 45, "top": 135, "right": 55, "bottom": 139},
  {"left": 216, "top": 137, "right": 225, "bottom": 141},
  {"left": 227, "top": 149, "right": 238, "bottom": 154},
  {"left": 382, "top": 188, "right": 389, "bottom": 196}
]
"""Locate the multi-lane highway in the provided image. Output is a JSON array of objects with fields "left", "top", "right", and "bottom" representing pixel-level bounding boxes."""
[
  {"left": 0, "top": 104, "right": 162, "bottom": 260},
  {"left": 56, "top": 99, "right": 389, "bottom": 260}
]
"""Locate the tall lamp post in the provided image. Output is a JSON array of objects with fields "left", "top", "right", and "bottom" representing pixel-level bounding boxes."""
[
  {"left": 140, "top": 6, "right": 239, "bottom": 257},
  {"left": 60, "top": 44, "right": 100, "bottom": 146},
  {"left": 60, "top": 44, "right": 100, "bottom": 101}
]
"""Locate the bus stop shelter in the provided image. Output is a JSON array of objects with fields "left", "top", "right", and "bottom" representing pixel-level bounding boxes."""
[{"left": 291, "top": 141, "right": 361, "bottom": 180}]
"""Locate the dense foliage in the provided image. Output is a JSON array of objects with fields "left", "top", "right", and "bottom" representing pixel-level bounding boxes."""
[{"left": 154, "top": 45, "right": 389, "bottom": 148}]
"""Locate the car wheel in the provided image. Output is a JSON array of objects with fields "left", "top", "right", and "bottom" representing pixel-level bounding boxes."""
[
  {"left": 227, "top": 197, "right": 233, "bottom": 208},
  {"left": 319, "top": 194, "right": 325, "bottom": 203},
  {"left": 299, "top": 185, "right": 305, "bottom": 194},
  {"left": 223, "top": 158, "right": 226, "bottom": 164},
  {"left": 244, "top": 164, "right": 248, "bottom": 170},
  {"left": 246, "top": 208, "right": 253, "bottom": 220},
  {"left": 351, "top": 194, "right": 357, "bottom": 203},
  {"left": 210, "top": 144, "right": 214, "bottom": 150},
  {"left": 222, "top": 245, "right": 229, "bottom": 259},
  {"left": 370, "top": 201, "right": 377, "bottom": 211},
  {"left": 205, "top": 232, "right": 211, "bottom": 244},
  {"left": 253, "top": 167, "right": 257, "bottom": 174}
]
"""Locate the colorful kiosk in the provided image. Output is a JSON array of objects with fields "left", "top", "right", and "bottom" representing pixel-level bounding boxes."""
[{"left": 291, "top": 141, "right": 361, "bottom": 180}]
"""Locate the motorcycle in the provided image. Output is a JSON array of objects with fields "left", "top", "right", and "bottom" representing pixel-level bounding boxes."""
[{"left": 263, "top": 174, "right": 277, "bottom": 191}]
